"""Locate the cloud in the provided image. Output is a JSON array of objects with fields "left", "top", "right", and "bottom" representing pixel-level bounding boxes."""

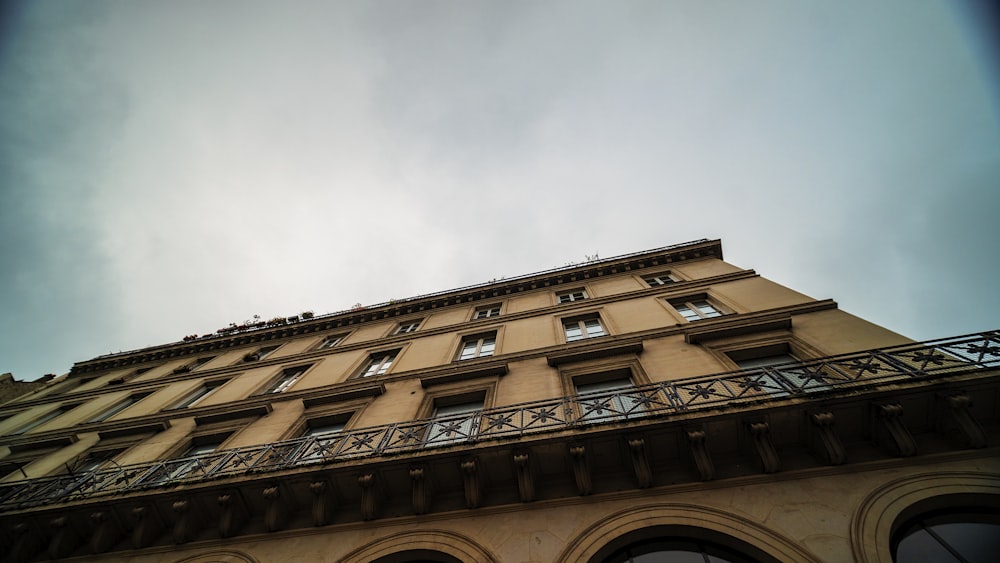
[{"left": 0, "top": 1, "right": 997, "bottom": 380}]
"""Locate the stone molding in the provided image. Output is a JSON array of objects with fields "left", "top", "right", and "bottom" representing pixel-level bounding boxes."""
[
  {"left": 555, "top": 503, "right": 822, "bottom": 563},
  {"left": 339, "top": 529, "right": 500, "bottom": 563},
  {"left": 849, "top": 470, "right": 1000, "bottom": 562}
]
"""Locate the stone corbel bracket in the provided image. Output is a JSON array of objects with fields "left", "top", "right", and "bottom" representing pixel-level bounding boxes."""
[
  {"left": 358, "top": 473, "right": 377, "bottom": 521},
  {"left": 461, "top": 457, "right": 482, "bottom": 508},
  {"left": 8, "top": 522, "right": 41, "bottom": 563},
  {"left": 686, "top": 428, "right": 715, "bottom": 481},
  {"left": 89, "top": 509, "right": 124, "bottom": 554},
  {"left": 171, "top": 499, "right": 198, "bottom": 544},
  {"left": 131, "top": 505, "right": 163, "bottom": 549},
  {"left": 627, "top": 437, "right": 652, "bottom": 488},
  {"left": 48, "top": 515, "right": 81, "bottom": 559},
  {"left": 875, "top": 403, "right": 916, "bottom": 457},
  {"left": 217, "top": 491, "right": 249, "bottom": 538},
  {"left": 409, "top": 466, "right": 430, "bottom": 515},
  {"left": 941, "top": 393, "right": 987, "bottom": 449},
  {"left": 262, "top": 484, "right": 287, "bottom": 532},
  {"left": 309, "top": 479, "right": 334, "bottom": 526},
  {"left": 809, "top": 412, "right": 846, "bottom": 465},
  {"left": 513, "top": 451, "right": 535, "bottom": 502},
  {"left": 568, "top": 444, "right": 592, "bottom": 495},
  {"left": 747, "top": 422, "right": 780, "bottom": 473}
]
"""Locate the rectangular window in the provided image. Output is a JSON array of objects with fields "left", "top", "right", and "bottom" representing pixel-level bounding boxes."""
[
  {"left": 458, "top": 333, "right": 497, "bottom": 360},
  {"left": 263, "top": 365, "right": 310, "bottom": 394},
  {"left": 425, "top": 401, "right": 482, "bottom": 447},
  {"left": 88, "top": 392, "right": 153, "bottom": 423},
  {"left": 563, "top": 316, "right": 607, "bottom": 342},
  {"left": 575, "top": 378, "right": 645, "bottom": 422},
  {"left": 13, "top": 404, "right": 78, "bottom": 435},
  {"left": 394, "top": 320, "right": 422, "bottom": 335},
  {"left": 298, "top": 413, "right": 353, "bottom": 461},
  {"left": 192, "top": 356, "right": 215, "bottom": 369},
  {"left": 158, "top": 435, "right": 229, "bottom": 482},
  {"left": 171, "top": 379, "right": 226, "bottom": 409},
  {"left": 557, "top": 290, "right": 587, "bottom": 303},
  {"left": 245, "top": 345, "right": 280, "bottom": 362},
  {"left": 473, "top": 304, "right": 502, "bottom": 319},
  {"left": 317, "top": 334, "right": 345, "bottom": 349},
  {"left": 670, "top": 298, "right": 724, "bottom": 321},
  {"left": 642, "top": 272, "right": 679, "bottom": 286},
  {"left": 359, "top": 350, "right": 399, "bottom": 378},
  {"left": 728, "top": 347, "right": 827, "bottom": 394}
]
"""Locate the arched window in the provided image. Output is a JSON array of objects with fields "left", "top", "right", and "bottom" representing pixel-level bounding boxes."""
[
  {"left": 892, "top": 507, "right": 1000, "bottom": 562},
  {"left": 588, "top": 525, "right": 776, "bottom": 563},
  {"left": 602, "top": 537, "right": 760, "bottom": 563},
  {"left": 371, "top": 550, "right": 463, "bottom": 563}
]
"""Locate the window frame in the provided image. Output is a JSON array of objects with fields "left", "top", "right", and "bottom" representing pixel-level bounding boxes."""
[
  {"left": 457, "top": 331, "right": 498, "bottom": 361},
  {"left": 87, "top": 391, "right": 154, "bottom": 423},
  {"left": 316, "top": 333, "right": 349, "bottom": 350},
  {"left": 416, "top": 383, "right": 495, "bottom": 447},
  {"left": 260, "top": 364, "right": 313, "bottom": 394},
  {"left": 641, "top": 271, "right": 681, "bottom": 287},
  {"left": 356, "top": 349, "right": 401, "bottom": 379},
  {"left": 666, "top": 295, "right": 728, "bottom": 322},
  {"left": 393, "top": 319, "right": 424, "bottom": 335},
  {"left": 556, "top": 288, "right": 589, "bottom": 304},
  {"left": 562, "top": 314, "right": 608, "bottom": 342},
  {"left": 169, "top": 378, "right": 228, "bottom": 410},
  {"left": 12, "top": 404, "right": 80, "bottom": 435},
  {"left": 244, "top": 344, "right": 281, "bottom": 363},
  {"left": 472, "top": 303, "right": 502, "bottom": 320}
]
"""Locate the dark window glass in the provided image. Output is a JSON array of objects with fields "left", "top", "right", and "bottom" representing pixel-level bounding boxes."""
[{"left": 894, "top": 508, "right": 1000, "bottom": 563}]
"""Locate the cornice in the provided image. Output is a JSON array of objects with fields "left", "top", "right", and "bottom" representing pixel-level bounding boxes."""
[{"left": 68, "top": 240, "right": 723, "bottom": 375}]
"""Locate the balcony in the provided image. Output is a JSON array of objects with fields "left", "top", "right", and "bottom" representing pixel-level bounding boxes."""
[{"left": 2, "top": 331, "right": 998, "bottom": 559}]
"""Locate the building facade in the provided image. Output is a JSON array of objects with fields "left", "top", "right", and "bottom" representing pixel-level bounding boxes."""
[{"left": 1, "top": 239, "right": 997, "bottom": 562}]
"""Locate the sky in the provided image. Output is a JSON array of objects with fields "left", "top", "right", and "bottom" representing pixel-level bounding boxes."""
[{"left": 1, "top": 1, "right": 998, "bottom": 381}]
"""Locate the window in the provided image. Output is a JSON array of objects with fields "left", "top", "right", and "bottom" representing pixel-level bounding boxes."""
[
  {"left": 557, "top": 290, "right": 588, "bottom": 303},
  {"left": 13, "top": 404, "right": 78, "bottom": 435},
  {"left": 575, "top": 379, "right": 645, "bottom": 422},
  {"left": 893, "top": 508, "right": 1000, "bottom": 563},
  {"left": 670, "top": 298, "right": 724, "bottom": 321},
  {"left": 473, "top": 304, "right": 502, "bottom": 319},
  {"left": 563, "top": 315, "right": 607, "bottom": 342},
  {"left": 642, "top": 272, "right": 679, "bottom": 286},
  {"left": 727, "top": 345, "right": 827, "bottom": 394},
  {"left": 602, "top": 537, "right": 759, "bottom": 563},
  {"left": 87, "top": 392, "right": 152, "bottom": 423},
  {"left": 458, "top": 333, "right": 496, "bottom": 360},
  {"left": 245, "top": 345, "right": 280, "bottom": 362},
  {"left": 394, "top": 320, "right": 422, "bottom": 335},
  {"left": 317, "top": 334, "right": 346, "bottom": 349},
  {"left": 157, "top": 436, "right": 229, "bottom": 482},
  {"left": 359, "top": 350, "right": 399, "bottom": 378},
  {"left": 263, "top": 365, "right": 310, "bottom": 394},
  {"left": 174, "top": 356, "right": 215, "bottom": 374},
  {"left": 425, "top": 400, "right": 482, "bottom": 447},
  {"left": 299, "top": 416, "right": 350, "bottom": 461},
  {"left": 171, "top": 379, "right": 226, "bottom": 409}
]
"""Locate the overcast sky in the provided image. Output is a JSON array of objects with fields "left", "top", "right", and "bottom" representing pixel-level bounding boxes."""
[{"left": 1, "top": 1, "right": 997, "bottom": 381}]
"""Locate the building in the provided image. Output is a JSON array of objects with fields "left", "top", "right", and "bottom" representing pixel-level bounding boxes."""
[{"left": 0, "top": 238, "right": 997, "bottom": 562}]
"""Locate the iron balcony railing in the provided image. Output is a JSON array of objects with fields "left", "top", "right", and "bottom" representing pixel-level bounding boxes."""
[{"left": 3, "top": 330, "right": 998, "bottom": 511}]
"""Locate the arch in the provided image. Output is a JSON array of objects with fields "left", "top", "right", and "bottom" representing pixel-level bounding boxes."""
[
  {"left": 339, "top": 529, "right": 500, "bottom": 563},
  {"left": 850, "top": 470, "right": 1000, "bottom": 562},
  {"left": 173, "top": 549, "right": 259, "bottom": 563},
  {"left": 556, "top": 503, "right": 821, "bottom": 563}
]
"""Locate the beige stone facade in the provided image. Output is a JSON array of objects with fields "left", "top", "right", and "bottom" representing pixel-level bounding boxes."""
[{"left": 1, "top": 239, "right": 997, "bottom": 562}]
